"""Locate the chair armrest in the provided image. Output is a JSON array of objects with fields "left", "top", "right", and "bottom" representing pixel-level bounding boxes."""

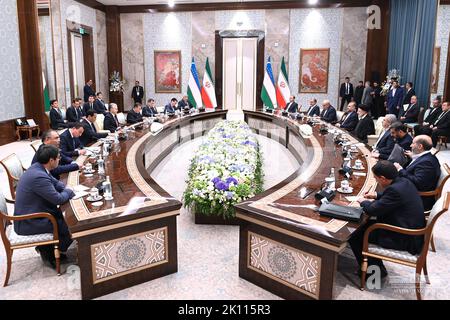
[
  {"left": 5, "top": 197, "right": 15, "bottom": 204},
  {"left": 98, "top": 130, "right": 110, "bottom": 134},
  {"left": 418, "top": 190, "right": 438, "bottom": 197},
  {"left": 4, "top": 212, "right": 59, "bottom": 240},
  {"left": 362, "top": 223, "right": 426, "bottom": 251}
]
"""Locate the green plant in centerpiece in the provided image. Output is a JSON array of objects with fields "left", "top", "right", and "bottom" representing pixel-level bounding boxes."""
[{"left": 183, "top": 120, "right": 264, "bottom": 219}]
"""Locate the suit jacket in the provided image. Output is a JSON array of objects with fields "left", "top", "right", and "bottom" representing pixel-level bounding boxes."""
[
  {"left": 320, "top": 106, "right": 337, "bottom": 123},
  {"left": 60, "top": 129, "right": 83, "bottom": 158},
  {"left": 402, "top": 88, "right": 416, "bottom": 106},
  {"left": 31, "top": 145, "right": 79, "bottom": 180},
  {"left": 285, "top": 102, "right": 299, "bottom": 113},
  {"left": 433, "top": 110, "right": 450, "bottom": 130},
  {"left": 387, "top": 87, "right": 404, "bottom": 115},
  {"left": 178, "top": 100, "right": 193, "bottom": 110},
  {"left": 142, "top": 106, "right": 159, "bottom": 117},
  {"left": 127, "top": 110, "right": 143, "bottom": 124},
  {"left": 306, "top": 105, "right": 320, "bottom": 117},
  {"left": 80, "top": 119, "right": 108, "bottom": 146},
  {"left": 352, "top": 115, "right": 375, "bottom": 143},
  {"left": 83, "top": 102, "right": 96, "bottom": 115},
  {"left": 399, "top": 152, "right": 441, "bottom": 211},
  {"left": 49, "top": 108, "right": 66, "bottom": 130},
  {"left": 395, "top": 133, "right": 413, "bottom": 151},
  {"left": 132, "top": 86, "right": 144, "bottom": 102},
  {"left": 376, "top": 130, "right": 396, "bottom": 160},
  {"left": 424, "top": 107, "right": 442, "bottom": 124},
  {"left": 103, "top": 112, "right": 120, "bottom": 133},
  {"left": 400, "top": 103, "right": 420, "bottom": 123},
  {"left": 362, "top": 87, "right": 374, "bottom": 105},
  {"left": 354, "top": 85, "right": 364, "bottom": 105},
  {"left": 340, "top": 83, "right": 354, "bottom": 97},
  {"left": 94, "top": 99, "right": 107, "bottom": 115},
  {"left": 83, "top": 85, "right": 95, "bottom": 102},
  {"left": 164, "top": 104, "right": 176, "bottom": 114},
  {"left": 66, "top": 106, "right": 84, "bottom": 123},
  {"left": 339, "top": 111, "right": 358, "bottom": 131},
  {"left": 14, "top": 162, "right": 75, "bottom": 236},
  {"left": 360, "top": 177, "right": 425, "bottom": 255}
]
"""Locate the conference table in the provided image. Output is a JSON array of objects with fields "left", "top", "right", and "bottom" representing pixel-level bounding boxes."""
[
  {"left": 235, "top": 110, "right": 377, "bottom": 300},
  {"left": 61, "top": 110, "right": 227, "bottom": 299}
]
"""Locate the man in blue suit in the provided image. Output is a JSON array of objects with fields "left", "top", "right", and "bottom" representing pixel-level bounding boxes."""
[
  {"left": 14, "top": 145, "right": 75, "bottom": 268},
  {"left": 386, "top": 80, "right": 404, "bottom": 116},
  {"left": 305, "top": 99, "right": 320, "bottom": 117},
  {"left": 336, "top": 102, "right": 358, "bottom": 131},
  {"left": 394, "top": 135, "right": 441, "bottom": 211},
  {"left": 31, "top": 130, "right": 80, "bottom": 180},
  {"left": 350, "top": 160, "right": 425, "bottom": 278},
  {"left": 164, "top": 98, "right": 178, "bottom": 114},
  {"left": 373, "top": 114, "right": 397, "bottom": 160},
  {"left": 60, "top": 124, "right": 86, "bottom": 158},
  {"left": 80, "top": 110, "right": 109, "bottom": 146},
  {"left": 320, "top": 100, "right": 337, "bottom": 123}
]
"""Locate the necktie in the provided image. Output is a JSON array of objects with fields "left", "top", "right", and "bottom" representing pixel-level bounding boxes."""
[
  {"left": 346, "top": 84, "right": 349, "bottom": 95},
  {"left": 90, "top": 103, "right": 93, "bottom": 110},
  {"left": 341, "top": 113, "right": 348, "bottom": 124},
  {"left": 115, "top": 115, "right": 119, "bottom": 127}
]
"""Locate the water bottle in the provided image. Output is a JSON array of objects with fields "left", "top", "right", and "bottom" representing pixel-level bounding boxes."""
[
  {"left": 103, "top": 142, "right": 109, "bottom": 156},
  {"left": 329, "top": 168, "right": 336, "bottom": 191},
  {"left": 114, "top": 131, "right": 119, "bottom": 144},
  {"left": 97, "top": 157, "right": 105, "bottom": 175},
  {"left": 103, "top": 176, "right": 113, "bottom": 200}
]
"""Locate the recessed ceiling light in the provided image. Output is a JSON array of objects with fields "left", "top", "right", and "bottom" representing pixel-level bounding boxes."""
[
  {"left": 309, "top": 0, "right": 319, "bottom": 4},
  {"left": 168, "top": 0, "right": 175, "bottom": 8}
]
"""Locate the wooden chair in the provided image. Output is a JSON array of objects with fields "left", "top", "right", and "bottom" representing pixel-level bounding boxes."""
[
  {"left": 418, "top": 163, "right": 450, "bottom": 252},
  {"left": 0, "top": 191, "right": 61, "bottom": 286},
  {"left": 0, "top": 154, "right": 27, "bottom": 201},
  {"left": 30, "top": 140, "right": 42, "bottom": 153},
  {"left": 437, "top": 136, "right": 448, "bottom": 153},
  {"left": 360, "top": 192, "right": 450, "bottom": 300}
]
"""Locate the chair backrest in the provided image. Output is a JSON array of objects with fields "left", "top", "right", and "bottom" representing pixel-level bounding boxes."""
[
  {"left": 0, "top": 190, "right": 8, "bottom": 216},
  {"left": 30, "top": 140, "right": 42, "bottom": 153},
  {"left": 0, "top": 154, "right": 25, "bottom": 200},
  {"left": 117, "top": 112, "right": 126, "bottom": 125},
  {"left": 336, "top": 111, "right": 344, "bottom": 122},
  {"left": 374, "top": 117, "right": 385, "bottom": 136},
  {"left": 60, "top": 108, "right": 67, "bottom": 121},
  {"left": 436, "top": 163, "right": 450, "bottom": 199},
  {"left": 96, "top": 113, "right": 105, "bottom": 131},
  {"left": 0, "top": 191, "right": 10, "bottom": 246},
  {"left": 417, "top": 107, "right": 426, "bottom": 124},
  {"left": 157, "top": 106, "right": 165, "bottom": 114},
  {"left": 427, "top": 192, "right": 450, "bottom": 227}
]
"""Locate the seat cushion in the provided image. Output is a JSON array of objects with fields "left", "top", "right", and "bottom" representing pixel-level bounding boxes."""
[
  {"left": 368, "top": 244, "right": 419, "bottom": 263},
  {"left": 6, "top": 225, "right": 54, "bottom": 247}
]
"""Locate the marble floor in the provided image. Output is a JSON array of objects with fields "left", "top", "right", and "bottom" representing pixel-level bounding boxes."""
[{"left": 1, "top": 135, "right": 450, "bottom": 300}]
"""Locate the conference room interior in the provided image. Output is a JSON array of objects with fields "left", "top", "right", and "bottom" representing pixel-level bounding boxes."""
[{"left": 1, "top": 0, "right": 450, "bottom": 301}]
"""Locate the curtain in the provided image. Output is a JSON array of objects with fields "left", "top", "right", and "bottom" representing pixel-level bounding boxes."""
[{"left": 388, "top": 0, "right": 438, "bottom": 107}]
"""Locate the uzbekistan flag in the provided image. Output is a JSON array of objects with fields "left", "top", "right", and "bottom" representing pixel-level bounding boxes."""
[
  {"left": 261, "top": 57, "right": 277, "bottom": 109},
  {"left": 276, "top": 56, "right": 290, "bottom": 109},
  {"left": 201, "top": 58, "right": 217, "bottom": 109},
  {"left": 188, "top": 57, "right": 202, "bottom": 108}
]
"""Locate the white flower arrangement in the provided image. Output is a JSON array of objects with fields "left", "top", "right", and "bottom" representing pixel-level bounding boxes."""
[
  {"left": 109, "top": 71, "right": 125, "bottom": 93},
  {"left": 183, "top": 120, "right": 264, "bottom": 219}
]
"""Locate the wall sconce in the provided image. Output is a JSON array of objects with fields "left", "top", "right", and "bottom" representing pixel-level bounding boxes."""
[
  {"left": 201, "top": 44, "right": 206, "bottom": 49},
  {"left": 274, "top": 42, "right": 279, "bottom": 48}
]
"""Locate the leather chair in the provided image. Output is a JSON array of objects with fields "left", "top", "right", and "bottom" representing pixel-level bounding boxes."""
[{"left": 0, "top": 154, "right": 27, "bottom": 201}]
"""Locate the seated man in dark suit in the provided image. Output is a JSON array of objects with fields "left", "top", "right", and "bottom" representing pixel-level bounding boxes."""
[
  {"left": 414, "top": 98, "right": 442, "bottom": 136},
  {"left": 320, "top": 100, "right": 337, "bottom": 123},
  {"left": 178, "top": 95, "right": 193, "bottom": 111},
  {"left": 164, "top": 98, "right": 178, "bottom": 114},
  {"left": 399, "top": 95, "right": 420, "bottom": 124},
  {"left": 32, "top": 130, "right": 80, "bottom": 180},
  {"left": 94, "top": 92, "right": 107, "bottom": 115},
  {"left": 430, "top": 101, "right": 450, "bottom": 147},
  {"left": 49, "top": 100, "right": 68, "bottom": 130},
  {"left": 66, "top": 98, "right": 85, "bottom": 124},
  {"left": 104, "top": 103, "right": 121, "bottom": 133},
  {"left": 372, "top": 114, "right": 397, "bottom": 160},
  {"left": 305, "top": 98, "right": 320, "bottom": 117},
  {"left": 142, "top": 98, "right": 159, "bottom": 117},
  {"left": 80, "top": 110, "right": 109, "bottom": 146},
  {"left": 83, "top": 95, "right": 96, "bottom": 115},
  {"left": 349, "top": 160, "right": 425, "bottom": 278},
  {"left": 336, "top": 102, "right": 358, "bottom": 131},
  {"left": 127, "top": 103, "right": 144, "bottom": 124},
  {"left": 352, "top": 104, "right": 375, "bottom": 143},
  {"left": 14, "top": 145, "right": 76, "bottom": 267},
  {"left": 393, "top": 135, "right": 441, "bottom": 211},
  {"left": 285, "top": 96, "right": 299, "bottom": 113},
  {"left": 390, "top": 121, "right": 413, "bottom": 151},
  {"left": 60, "top": 124, "right": 86, "bottom": 158}
]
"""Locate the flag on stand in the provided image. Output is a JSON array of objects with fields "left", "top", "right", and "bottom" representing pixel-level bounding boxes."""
[
  {"left": 201, "top": 58, "right": 217, "bottom": 109},
  {"left": 261, "top": 57, "right": 277, "bottom": 109},
  {"left": 276, "top": 56, "right": 290, "bottom": 109},
  {"left": 188, "top": 57, "right": 203, "bottom": 108},
  {"left": 43, "top": 72, "right": 50, "bottom": 112}
]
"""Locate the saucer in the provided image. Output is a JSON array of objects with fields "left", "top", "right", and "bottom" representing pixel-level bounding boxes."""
[
  {"left": 83, "top": 170, "right": 95, "bottom": 174},
  {"left": 337, "top": 187, "right": 354, "bottom": 194},
  {"left": 91, "top": 201, "right": 103, "bottom": 207},
  {"left": 104, "top": 196, "right": 114, "bottom": 201},
  {"left": 352, "top": 166, "right": 365, "bottom": 171},
  {"left": 83, "top": 174, "right": 93, "bottom": 178},
  {"left": 86, "top": 195, "right": 103, "bottom": 202}
]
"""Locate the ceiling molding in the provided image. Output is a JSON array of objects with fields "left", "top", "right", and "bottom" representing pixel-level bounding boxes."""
[
  {"left": 74, "top": 0, "right": 106, "bottom": 12},
  {"left": 117, "top": 0, "right": 374, "bottom": 13}
]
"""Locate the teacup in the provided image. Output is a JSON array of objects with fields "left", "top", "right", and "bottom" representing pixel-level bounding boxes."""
[
  {"left": 341, "top": 180, "right": 351, "bottom": 192},
  {"left": 90, "top": 187, "right": 99, "bottom": 199},
  {"left": 351, "top": 145, "right": 357, "bottom": 152},
  {"left": 85, "top": 163, "right": 92, "bottom": 173},
  {"left": 355, "top": 160, "right": 363, "bottom": 169}
]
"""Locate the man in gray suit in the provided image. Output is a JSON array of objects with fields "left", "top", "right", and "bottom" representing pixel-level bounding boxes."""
[
  {"left": 362, "top": 81, "right": 374, "bottom": 110},
  {"left": 14, "top": 145, "right": 75, "bottom": 268}
]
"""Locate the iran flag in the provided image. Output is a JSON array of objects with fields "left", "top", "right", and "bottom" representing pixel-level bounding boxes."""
[
  {"left": 201, "top": 58, "right": 217, "bottom": 109},
  {"left": 188, "top": 57, "right": 203, "bottom": 108},
  {"left": 276, "top": 56, "right": 290, "bottom": 109}
]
